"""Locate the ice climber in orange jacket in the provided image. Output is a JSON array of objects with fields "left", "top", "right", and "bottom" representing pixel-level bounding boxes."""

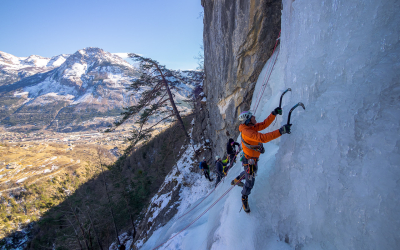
[{"left": 231, "top": 108, "right": 292, "bottom": 213}]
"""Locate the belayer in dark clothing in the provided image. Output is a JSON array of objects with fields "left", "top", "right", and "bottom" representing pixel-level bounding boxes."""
[
  {"left": 214, "top": 155, "right": 227, "bottom": 187},
  {"left": 231, "top": 108, "right": 291, "bottom": 213},
  {"left": 226, "top": 138, "right": 240, "bottom": 172},
  {"left": 200, "top": 157, "right": 213, "bottom": 182}
]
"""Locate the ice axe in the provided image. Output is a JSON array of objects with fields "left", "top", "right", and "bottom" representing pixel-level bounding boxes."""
[
  {"left": 279, "top": 88, "right": 291, "bottom": 108},
  {"left": 286, "top": 102, "right": 305, "bottom": 134}
]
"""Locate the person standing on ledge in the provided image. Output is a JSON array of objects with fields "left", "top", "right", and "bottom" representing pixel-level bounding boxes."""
[
  {"left": 215, "top": 155, "right": 228, "bottom": 187},
  {"left": 231, "top": 108, "right": 292, "bottom": 213},
  {"left": 200, "top": 157, "right": 213, "bottom": 182},
  {"left": 226, "top": 138, "right": 240, "bottom": 173}
]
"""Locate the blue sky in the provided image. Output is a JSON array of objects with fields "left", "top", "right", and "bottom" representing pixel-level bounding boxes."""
[{"left": 0, "top": 0, "right": 204, "bottom": 70}]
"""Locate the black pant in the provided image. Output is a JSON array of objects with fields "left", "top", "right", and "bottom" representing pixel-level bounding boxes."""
[
  {"left": 204, "top": 169, "right": 212, "bottom": 181},
  {"left": 215, "top": 174, "right": 223, "bottom": 187}
]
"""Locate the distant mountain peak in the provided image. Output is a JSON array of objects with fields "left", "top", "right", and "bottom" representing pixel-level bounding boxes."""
[
  {"left": 0, "top": 51, "right": 23, "bottom": 65},
  {"left": 21, "top": 55, "right": 50, "bottom": 67}
]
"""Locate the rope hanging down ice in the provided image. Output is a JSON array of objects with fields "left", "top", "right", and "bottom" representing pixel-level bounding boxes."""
[{"left": 252, "top": 30, "right": 281, "bottom": 113}]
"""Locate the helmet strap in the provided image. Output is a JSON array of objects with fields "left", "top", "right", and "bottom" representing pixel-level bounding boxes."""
[{"left": 245, "top": 117, "right": 252, "bottom": 126}]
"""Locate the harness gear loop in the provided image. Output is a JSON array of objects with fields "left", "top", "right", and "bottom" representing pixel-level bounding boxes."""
[
  {"left": 245, "top": 159, "right": 257, "bottom": 179},
  {"left": 246, "top": 164, "right": 255, "bottom": 175}
]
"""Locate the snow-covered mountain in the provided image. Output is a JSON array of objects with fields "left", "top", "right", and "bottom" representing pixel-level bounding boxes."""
[
  {"left": 0, "top": 48, "right": 201, "bottom": 132},
  {"left": 0, "top": 51, "right": 69, "bottom": 86}
]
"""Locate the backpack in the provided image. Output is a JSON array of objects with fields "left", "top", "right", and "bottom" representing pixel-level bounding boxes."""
[{"left": 199, "top": 162, "right": 203, "bottom": 169}]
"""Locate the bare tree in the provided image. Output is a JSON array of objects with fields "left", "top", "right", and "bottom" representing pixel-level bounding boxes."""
[
  {"left": 96, "top": 148, "right": 121, "bottom": 247},
  {"left": 85, "top": 206, "right": 104, "bottom": 250},
  {"left": 66, "top": 201, "right": 90, "bottom": 250},
  {"left": 64, "top": 216, "right": 85, "bottom": 250},
  {"left": 194, "top": 44, "right": 204, "bottom": 71}
]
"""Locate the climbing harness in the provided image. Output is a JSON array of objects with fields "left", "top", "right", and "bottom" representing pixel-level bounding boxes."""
[
  {"left": 241, "top": 135, "right": 265, "bottom": 154},
  {"left": 243, "top": 158, "right": 258, "bottom": 181}
]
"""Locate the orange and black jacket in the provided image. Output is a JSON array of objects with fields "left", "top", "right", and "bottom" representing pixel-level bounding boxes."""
[{"left": 239, "top": 113, "right": 281, "bottom": 159}]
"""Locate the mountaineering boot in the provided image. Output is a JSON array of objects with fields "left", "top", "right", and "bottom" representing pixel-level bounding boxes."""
[
  {"left": 231, "top": 177, "right": 244, "bottom": 187},
  {"left": 242, "top": 195, "right": 250, "bottom": 213}
]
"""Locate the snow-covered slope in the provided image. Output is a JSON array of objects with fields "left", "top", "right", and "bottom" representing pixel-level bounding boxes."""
[{"left": 117, "top": 0, "right": 399, "bottom": 249}]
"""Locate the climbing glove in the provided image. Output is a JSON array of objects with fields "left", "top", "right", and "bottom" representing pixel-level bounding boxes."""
[
  {"left": 272, "top": 107, "right": 283, "bottom": 116},
  {"left": 279, "top": 124, "right": 292, "bottom": 135}
]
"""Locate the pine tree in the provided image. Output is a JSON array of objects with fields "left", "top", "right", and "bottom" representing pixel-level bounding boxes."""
[{"left": 107, "top": 53, "right": 189, "bottom": 150}]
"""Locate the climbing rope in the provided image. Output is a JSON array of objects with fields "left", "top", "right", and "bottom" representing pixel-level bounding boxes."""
[
  {"left": 177, "top": 176, "right": 224, "bottom": 220},
  {"left": 252, "top": 30, "right": 281, "bottom": 113},
  {"left": 152, "top": 174, "right": 245, "bottom": 250}
]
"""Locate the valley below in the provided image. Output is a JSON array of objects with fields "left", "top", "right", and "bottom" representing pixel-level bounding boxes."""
[
  {"left": 0, "top": 128, "right": 129, "bottom": 192},
  {"left": 0, "top": 125, "right": 132, "bottom": 238}
]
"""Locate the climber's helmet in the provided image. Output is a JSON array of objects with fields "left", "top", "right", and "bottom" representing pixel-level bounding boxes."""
[
  {"left": 238, "top": 111, "right": 253, "bottom": 125},
  {"left": 215, "top": 155, "right": 221, "bottom": 161}
]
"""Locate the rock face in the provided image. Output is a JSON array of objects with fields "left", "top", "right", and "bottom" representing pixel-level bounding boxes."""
[{"left": 196, "top": 0, "right": 281, "bottom": 157}]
